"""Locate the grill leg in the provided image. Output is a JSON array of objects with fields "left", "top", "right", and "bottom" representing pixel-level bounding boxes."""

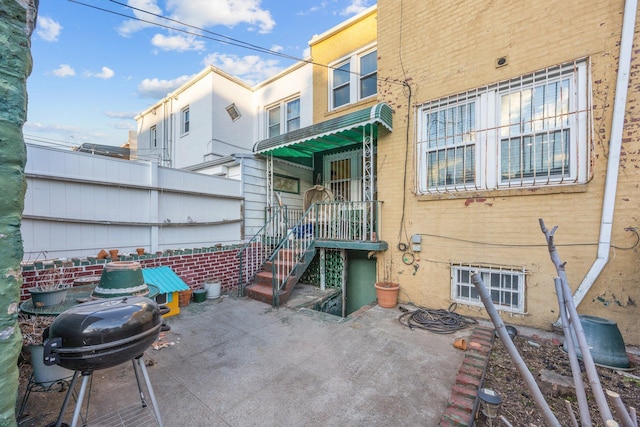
[
  {"left": 137, "top": 356, "right": 164, "bottom": 427},
  {"left": 54, "top": 370, "right": 80, "bottom": 427},
  {"left": 132, "top": 356, "right": 148, "bottom": 407},
  {"left": 70, "top": 373, "right": 91, "bottom": 427}
]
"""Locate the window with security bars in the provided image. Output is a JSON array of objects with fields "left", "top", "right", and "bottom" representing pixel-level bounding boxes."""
[
  {"left": 417, "top": 59, "right": 589, "bottom": 193},
  {"left": 451, "top": 265, "right": 525, "bottom": 313}
]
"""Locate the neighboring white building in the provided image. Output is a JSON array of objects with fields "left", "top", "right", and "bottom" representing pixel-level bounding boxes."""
[
  {"left": 135, "top": 60, "right": 314, "bottom": 238},
  {"left": 135, "top": 61, "right": 313, "bottom": 170}
]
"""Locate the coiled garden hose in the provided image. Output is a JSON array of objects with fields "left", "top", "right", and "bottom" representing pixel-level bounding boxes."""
[{"left": 398, "top": 303, "right": 477, "bottom": 334}]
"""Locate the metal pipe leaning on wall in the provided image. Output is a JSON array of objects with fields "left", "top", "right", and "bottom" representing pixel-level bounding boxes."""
[{"left": 470, "top": 272, "right": 561, "bottom": 427}]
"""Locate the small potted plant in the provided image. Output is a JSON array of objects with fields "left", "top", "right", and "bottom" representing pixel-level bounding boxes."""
[
  {"left": 28, "top": 266, "right": 72, "bottom": 308},
  {"left": 375, "top": 258, "right": 399, "bottom": 308}
]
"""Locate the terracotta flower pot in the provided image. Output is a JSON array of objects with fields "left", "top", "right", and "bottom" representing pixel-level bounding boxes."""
[
  {"left": 109, "top": 249, "right": 119, "bottom": 261},
  {"left": 136, "top": 248, "right": 145, "bottom": 255},
  {"left": 374, "top": 282, "right": 399, "bottom": 308}
]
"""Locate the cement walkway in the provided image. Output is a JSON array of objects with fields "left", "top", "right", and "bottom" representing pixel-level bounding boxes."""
[{"left": 17, "top": 292, "right": 467, "bottom": 426}]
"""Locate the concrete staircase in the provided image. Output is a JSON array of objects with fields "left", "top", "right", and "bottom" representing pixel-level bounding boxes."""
[{"left": 245, "top": 246, "right": 316, "bottom": 306}]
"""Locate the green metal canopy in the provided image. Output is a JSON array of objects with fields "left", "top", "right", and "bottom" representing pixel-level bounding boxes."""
[{"left": 254, "top": 102, "right": 392, "bottom": 166}]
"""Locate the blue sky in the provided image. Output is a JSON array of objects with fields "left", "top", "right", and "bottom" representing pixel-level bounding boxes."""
[{"left": 24, "top": 0, "right": 374, "bottom": 149}]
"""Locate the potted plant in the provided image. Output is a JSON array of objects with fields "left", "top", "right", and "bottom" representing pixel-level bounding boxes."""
[
  {"left": 28, "top": 266, "right": 72, "bottom": 308},
  {"left": 18, "top": 314, "right": 73, "bottom": 388},
  {"left": 375, "top": 259, "right": 399, "bottom": 308}
]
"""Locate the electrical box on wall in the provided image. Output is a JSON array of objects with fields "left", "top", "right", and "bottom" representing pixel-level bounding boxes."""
[{"left": 411, "top": 234, "right": 422, "bottom": 252}]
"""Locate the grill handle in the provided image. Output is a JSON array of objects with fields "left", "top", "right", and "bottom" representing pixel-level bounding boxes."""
[{"left": 42, "top": 336, "right": 62, "bottom": 366}]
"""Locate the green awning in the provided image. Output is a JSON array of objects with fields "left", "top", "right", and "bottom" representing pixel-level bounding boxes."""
[{"left": 254, "top": 102, "right": 392, "bottom": 166}]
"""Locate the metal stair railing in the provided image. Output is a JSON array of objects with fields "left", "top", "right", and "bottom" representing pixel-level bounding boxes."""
[
  {"left": 237, "top": 206, "right": 290, "bottom": 296},
  {"left": 269, "top": 204, "right": 317, "bottom": 307}
]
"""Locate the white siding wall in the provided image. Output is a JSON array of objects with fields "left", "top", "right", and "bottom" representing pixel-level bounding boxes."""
[
  {"left": 22, "top": 144, "right": 243, "bottom": 261},
  {"left": 253, "top": 63, "right": 313, "bottom": 141},
  {"left": 135, "top": 68, "right": 255, "bottom": 169}
]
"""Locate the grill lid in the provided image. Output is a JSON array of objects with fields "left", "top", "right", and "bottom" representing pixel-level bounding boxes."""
[{"left": 43, "top": 296, "right": 161, "bottom": 371}]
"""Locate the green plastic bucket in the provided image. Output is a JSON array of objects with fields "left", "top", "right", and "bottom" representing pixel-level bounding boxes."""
[{"left": 192, "top": 289, "right": 207, "bottom": 303}]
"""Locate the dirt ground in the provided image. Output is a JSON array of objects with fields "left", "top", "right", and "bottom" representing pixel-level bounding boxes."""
[{"left": 477, "top": 334, "right": 640, "bottom": 426}]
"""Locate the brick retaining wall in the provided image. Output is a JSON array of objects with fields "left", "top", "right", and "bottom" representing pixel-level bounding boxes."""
[{"left": 20, "top": 246, "right": 242, "bottom": 299}]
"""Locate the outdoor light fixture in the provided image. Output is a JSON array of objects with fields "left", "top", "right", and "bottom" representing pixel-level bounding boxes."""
[{"left": 477, "top": 388, "right": 502, "bottom": 426}]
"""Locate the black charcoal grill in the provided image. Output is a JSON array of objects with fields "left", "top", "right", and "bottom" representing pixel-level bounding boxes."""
[{"left": 42, "top": 296, "right": 166, "bottom": 427}]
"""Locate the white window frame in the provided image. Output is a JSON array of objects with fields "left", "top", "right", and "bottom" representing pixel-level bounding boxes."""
[
  {"left": 451, "top": 265, "right": 526, "bottom": 313},
  {"left": 150, "top": 125, "right": 157, "bottom": 148},
  {"left": 181, "top": 106, "right": 190, "bottom": 135},
  {"left": 416, "top": 59, "right": 589, "bottom": 194},
  {"left": 329, "top": 45, "right": 377, "bottom": 110},
  {"left": 266, "top": 96, "right": 300, "bottom": 138}
]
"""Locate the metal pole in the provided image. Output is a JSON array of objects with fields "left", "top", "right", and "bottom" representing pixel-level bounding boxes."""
[
  {"left": 138, "top": 356, "right": 164, "bottom": 427},
  {"left": 471, "top": 272, "right": 561, "bottom": 427},
  {"left": 555, "top": 278, "right": 592, "bottom": 427},
  {"left": 70, "top": 373, "right": 91, "bottom": 427},
  {"left": 540, "top": 219, "right": 615, "bottom": 423}
]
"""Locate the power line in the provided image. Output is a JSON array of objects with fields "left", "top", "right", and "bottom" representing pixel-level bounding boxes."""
[{"left": 68, "top": 0, "right": 408, "bottom": 87}]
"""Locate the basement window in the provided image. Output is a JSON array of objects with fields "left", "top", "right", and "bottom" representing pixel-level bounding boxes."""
[{"left": 451, "top": 264, "right": 526, "bottom": 313}]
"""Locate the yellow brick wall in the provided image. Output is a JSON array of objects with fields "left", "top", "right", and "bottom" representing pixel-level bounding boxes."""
[
  {"left": 310, "top": 8, "right": 378, "bottom": 122},
  {"left": 377, "top": 0, "right": 640, "bottom": 344}
]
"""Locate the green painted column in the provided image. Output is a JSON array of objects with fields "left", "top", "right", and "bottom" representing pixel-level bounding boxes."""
[{"left": 0, "top": 2, "right": 38, "bottom": 426}]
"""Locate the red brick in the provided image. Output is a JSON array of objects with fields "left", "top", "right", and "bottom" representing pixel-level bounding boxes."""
[
  {"left": 449, "top": 394, "right": 474, "bottom": 412},
  {"left": 455, "top": 373, "right": 481, "bottom": 388},
  {"left": 441, "top": 407, "right": 473, "bottom": 427},
  {"left": 452, "top": 384, "right": 478, "bottom": 398}
]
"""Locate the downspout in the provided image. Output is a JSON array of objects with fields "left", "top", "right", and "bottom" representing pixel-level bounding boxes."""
[{"left": 571, "top": 0, "right": 637, "bottom": 308}]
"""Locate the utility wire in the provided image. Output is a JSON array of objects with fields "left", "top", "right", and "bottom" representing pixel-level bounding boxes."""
[{"left": 69, "top": 0, "right": 408, "bottom": 87}]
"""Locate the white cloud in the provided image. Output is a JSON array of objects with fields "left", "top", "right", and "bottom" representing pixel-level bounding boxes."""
[
  {"left": 270, "top": 45, "right": 283, "bottom": 53},
  {"left": 51, "top": 64, "right": 75, "bottom": 78},
  {"left": 36, "top": 16, "right": 62, "bottom": 42},
  {"left": 118, "top": 0, "right": 275, "bottom": 37},
  {"left": 137, "top": 75, "right": 194, "bottom": 98},
  {"left": 117, "top": 0, "right": 165, "bottom": 36},
  {"left": 203, "top": 52, "right": 283, "bottom": 85},
  {"left": 340, "top": 0, "right": 372, "bottom": 16},
  {"left": 87, "top": 67, "right": 116, "bottom": 80},
  {"left": 151, "top": 33, "right": 205, "bottom": 51},
  {"left": 166, "top": 0, "right": 275, "bottom": 34}
]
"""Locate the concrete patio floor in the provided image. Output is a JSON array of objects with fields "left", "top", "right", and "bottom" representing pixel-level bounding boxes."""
[{"left": 16, "top": 289, "right": 468, "bottom": 426}]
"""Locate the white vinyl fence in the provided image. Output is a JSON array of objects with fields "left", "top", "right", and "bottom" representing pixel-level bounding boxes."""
[{"left": 21, "top": 144, "right": 243, "bottom": 261}]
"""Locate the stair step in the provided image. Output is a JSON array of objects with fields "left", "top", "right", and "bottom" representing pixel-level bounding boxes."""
[
  {"left": 256, "top": 271, "right": 296, "bottom": 288},
  {"left": 264, "top": 259, "right": 298, "bottom": 271},
  {"left": 245, "top": 283, "right": 290, "bottom": 305}
]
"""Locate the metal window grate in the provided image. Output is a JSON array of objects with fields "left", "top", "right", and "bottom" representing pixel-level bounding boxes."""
[
  {"left": 416, "top": 59, "right": 590, "bottom": 194},
  {"left": 451, "top": 264, "right": 526, "bottom": 313}
]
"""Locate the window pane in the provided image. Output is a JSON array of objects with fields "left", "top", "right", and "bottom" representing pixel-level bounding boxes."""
[
  {"left": 360, "top": 51, "right": 376, "bottom": 75},
  {"left": 268, "top": 106, "right": 280, "bottom": 138},
  {"left": 500, "top": 130, "right": 569, "bottom": 180},
  {"left": 333, "top": 62, "right": 350, "bottom": 108},
  {"left": 286, "top": 99, "right": 300, "bottom": 132},
  {"left": 333, "top": 62, "right": 350, "bottom": 87},
  {"left": 333, "top": 85, "right": 350, "bottom": 108},
  {"left": 360, "top": 74, "right": 377, "bottom": 99},
  {"left": 427, "top": 145, "right": 475, "bottom": 187},
  {"left": 182, "top": 109, "right": 190, "bottom": 133},
  {"left": 360, "top": 51, "right": 377, "bottom": 99}
]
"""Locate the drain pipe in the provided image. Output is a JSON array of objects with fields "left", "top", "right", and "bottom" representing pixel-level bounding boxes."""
[{"left": 571, "top": 0, "right": 637, "bottom": 309}]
